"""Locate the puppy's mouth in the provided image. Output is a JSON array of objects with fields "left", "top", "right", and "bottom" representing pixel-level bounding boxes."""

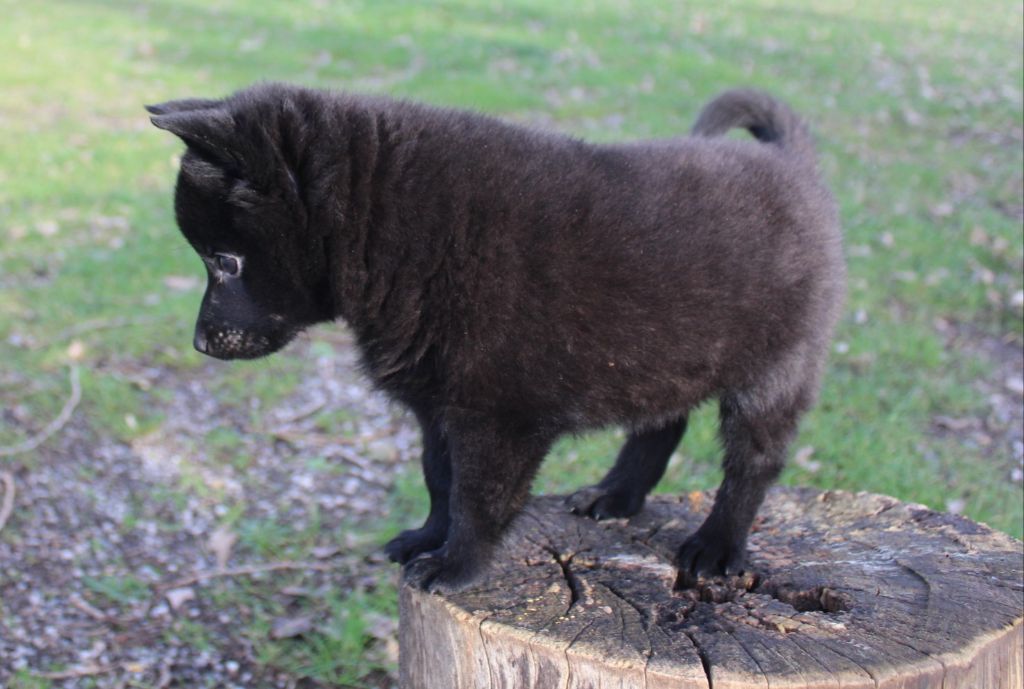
[{"left": 194, "top": 326, "right": 297, "bottom": 360}]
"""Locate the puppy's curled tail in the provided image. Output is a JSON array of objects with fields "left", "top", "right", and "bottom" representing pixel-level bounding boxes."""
[{"left": 691, "top": 89, "right": 817, "bottom": 166}]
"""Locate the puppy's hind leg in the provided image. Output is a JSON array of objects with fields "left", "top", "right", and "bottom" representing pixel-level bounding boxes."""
[
  {"left": 384, "top": 414, "right": 451, "bottom": 564},
  {"left": 676, "top": 385, "right": 810, "bottom": 585},
  {"left": 567, "top": 415, "right": 687, "bottom": 520}
]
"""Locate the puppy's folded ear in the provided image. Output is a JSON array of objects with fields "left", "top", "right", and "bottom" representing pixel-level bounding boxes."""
[{"left": 148, "top": 104, "right": 239, "bottom": 168}]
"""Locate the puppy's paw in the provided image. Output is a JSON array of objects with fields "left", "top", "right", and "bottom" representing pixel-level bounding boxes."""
[
  {"left": 566, "top": 485, "right": 644, "bottom": 521},
  {"left": 674, "top": 529, "right": 746, "bottom": 589},
  {"left": 384, "top": 526, "right": 446, "bottom": 565},
  {"left": 402, "top": 549, "right": 483, "bottom": 595}
]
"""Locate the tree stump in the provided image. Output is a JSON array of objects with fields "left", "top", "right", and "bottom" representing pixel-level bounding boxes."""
[{"left": 400, "top": 487, "right": 1023, "bottom": 689}]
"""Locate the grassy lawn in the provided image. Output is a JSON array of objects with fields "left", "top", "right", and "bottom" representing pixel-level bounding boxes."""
[{"left": 1, "top": 0, "right": 1021, "bottom": 686}]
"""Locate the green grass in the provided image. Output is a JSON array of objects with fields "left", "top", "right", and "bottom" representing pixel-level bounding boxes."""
[
  {"left": 9, "top": 671, "right": 53, "bottom": 689},
  {"left": 81, "top": 573, "right": 150, "bottom": 607},
  {"left": 1, "top": 0, "right": 1021, "bottom": 685},
  {"left": 250, "top": 585, "right": 398, "bottom": 687}
]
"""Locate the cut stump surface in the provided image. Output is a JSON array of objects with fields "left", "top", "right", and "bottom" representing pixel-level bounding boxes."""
[{"left": 400, "top": 487, "right": 1024, "bottom": 689}]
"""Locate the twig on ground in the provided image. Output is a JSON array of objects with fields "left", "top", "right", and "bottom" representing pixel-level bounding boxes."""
[
  {"left": 0, "top": 471, "right": 15, "bottom": 534},
  {"left": 0, "top": 364, "right": 81, "bottom": 457},
  {"left": 51, "top": 315, "right": 158, "bottom": 345},
  {"left": 155, "top": 659, "right": 173, "bottom": 689},
  {"left": 158, "top": 560, "right": 345, "bottom": 592},
  {"left": 38, "top": 663, "right": 117, "bottom": 680},
  {"left": 69, "top": 593, "right": 112, "bottom": 621},
  {"left": 271, "top": 396, "right": 327, "bottom": 425},
  {"left": 270, "top": 428, "right": 392, "bottom": 451}
]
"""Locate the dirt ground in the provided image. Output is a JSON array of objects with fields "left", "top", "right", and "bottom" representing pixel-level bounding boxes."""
[{"left": 1, "top": 336, "right": 418, "bottom": 688}]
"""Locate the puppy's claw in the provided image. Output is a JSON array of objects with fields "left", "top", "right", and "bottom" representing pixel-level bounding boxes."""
[
  {"left": 402, "top": 550, "right": 482, "bottom": 595},
  {"left": 384, "top": 526, "right": 446, "bottom": 565},
  {"left": 565, "top": 485, "right": 644, "bottom": 521}
]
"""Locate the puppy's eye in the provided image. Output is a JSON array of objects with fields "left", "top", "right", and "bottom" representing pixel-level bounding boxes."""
[{"left": 215, "top": 254, "right": 241, "bottom": 276}]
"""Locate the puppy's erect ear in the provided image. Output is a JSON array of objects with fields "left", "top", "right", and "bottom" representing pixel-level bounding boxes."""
[
  {"left": 148, "top": 102, "right": 238, "bottom": 167},
  {"left": 144, "top": 98, "right": 222, "bottom": 116}
]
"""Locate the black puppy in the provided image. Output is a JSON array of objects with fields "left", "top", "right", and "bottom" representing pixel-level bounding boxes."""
[{"left": 148, "top": 84, "right": 844, "bottom": 593}]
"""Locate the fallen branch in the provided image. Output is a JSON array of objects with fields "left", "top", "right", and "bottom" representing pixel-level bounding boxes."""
[
  {"left": 158, "top": 559, "right": 344, "bottom": 592},
  {"left": 0, "top": 471, "right": 14, "bottom": 534},
  {"left": 0, "top": 364, "right": 81, "bottom": 457}
]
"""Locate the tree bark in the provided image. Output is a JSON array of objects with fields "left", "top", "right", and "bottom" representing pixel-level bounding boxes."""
[{"left": 400, "top": 487, "right": 1023, "bottom": 689}]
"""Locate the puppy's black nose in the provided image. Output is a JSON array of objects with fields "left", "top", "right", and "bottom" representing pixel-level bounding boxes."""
[{"left": 193, "top": 331, "right": 208, "bottom": 353}]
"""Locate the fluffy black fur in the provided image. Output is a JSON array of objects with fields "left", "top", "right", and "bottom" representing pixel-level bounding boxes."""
[{"left": 148, "top": 84, "right": 844, "bottom": 593}]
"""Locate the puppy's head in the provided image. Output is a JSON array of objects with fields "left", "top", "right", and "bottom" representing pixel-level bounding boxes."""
[{"left": 147, "top": 89, "right": 333, "bottom": 360}]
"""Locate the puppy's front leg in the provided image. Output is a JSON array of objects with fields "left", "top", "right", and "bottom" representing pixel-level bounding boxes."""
[
  {"left": 404, "top": 415, "right": 552, "bottom": 594},
  {"left": 384, "top": 414, "right": 451, "bottom": 564}
]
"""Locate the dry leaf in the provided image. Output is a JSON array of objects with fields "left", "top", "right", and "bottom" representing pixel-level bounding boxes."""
[
  {"left": 793, "top": 446, "right": 821, "bottom": 473},
  {"left": 208, "top": 525, "right": 238, "bottom": 570},
  {"left": 67, "top": 340, "right": 86, "bottom": 361},
  {"left": 36, "top": 220, "right": 59, "bottom": 236},
  {"left": 270, "top": 615, "right": 314, "bottom": 639},
  {"left": 163, "top": 275, "right": 201, "bottom": 291},
  {"left": 165, "top": 587, "right": 195, "bottom": 612},
  {"left": 933, "top": 416, "right": 974, "bottom": 431}
]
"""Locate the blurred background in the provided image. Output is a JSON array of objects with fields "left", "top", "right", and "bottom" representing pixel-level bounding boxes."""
[{"left": 1, "top": 0, "right": 1021, "bottom": 687}]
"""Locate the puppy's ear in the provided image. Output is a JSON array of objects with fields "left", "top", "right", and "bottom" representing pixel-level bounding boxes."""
[
  {"left": 145, "top": 98, "right": 222, "bottom": 116},
  {"left": 148, "top": 105, "right": 238, "bottom": 167}
]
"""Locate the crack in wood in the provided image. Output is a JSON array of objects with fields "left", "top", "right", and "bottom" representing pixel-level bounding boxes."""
[
  {"left": 682, "top": 628, "right": 714, "bottom": 689},
  {"left": 475, "top": 612, "right": 497, "bottom": 689},
  {"left": 562, "top": 619, "right": 595, "bottom": 689},
  {"left": 546, "top": 547, "right": 582, "bottom": 617}
]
